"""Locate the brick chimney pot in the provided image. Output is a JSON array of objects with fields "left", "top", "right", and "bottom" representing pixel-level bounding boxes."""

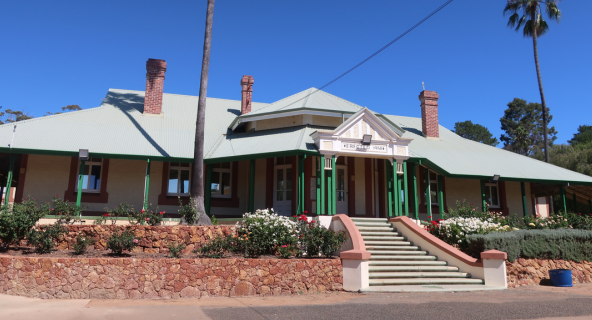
[
  {"left": 144, "top": 59, "right": 167, "bottom": 115},
  {"left": 419, "top": 90, "right": 440, "bottom": 139},
  {"left": 241, "top": 75, "right": 254, "bottom": 115}
]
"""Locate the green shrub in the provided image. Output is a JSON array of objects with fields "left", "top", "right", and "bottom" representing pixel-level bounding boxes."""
[
  {"left": 0, "top": 198, "right": 47, "bottom": 249},
  {"left": 126, "top": 204, "right": 164, "bottom": 226},
  {"left": 72, "top": 232, "right": 95, "bottom": 255},
  {"left": 50, "top": 196, "right": 83, "bottom": 224},
  {"left": 236, "top": 209, "right": 297, "bottom": 257},
  {"left": 106, "top": 229, "right": 138, "bottom": 255},
  {"left": 295, "top": 215, "right": 348, "bottom": 258},
  {"left": 466, "top": 229, "right": 592, "bottom": 262},
  {"left": 100, "top": 203, "right": 134, "bottom": 225},
  {"left": 210, "top": 215, "right": 219, "bottom": 225},
  {"left": 167, "top": 242, "right": 186, "bottom": 258},
  {"left": 27, "top": 223, "right": 67, "bottom": 254},
  {"left": 276, "top": 244, "right": 299, "bottom": 259},
  {"left": 444, "top": 200, "right": 487, "bottom": 219},
  {"left": 196, "top": 235, "right": 230, "bottom": 258},
  {"left": 178, "top": 198, "right": 199, "bottom": 225}
]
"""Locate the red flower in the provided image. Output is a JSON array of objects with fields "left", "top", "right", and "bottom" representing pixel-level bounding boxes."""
[
  {"left": 159, "top": 211, "right": 164, "bottom": 215},
  {"left": 304, "top": 211, "right": 308, "bottom": 214},
  {"left": 141, "top": 209, "right": 145, "bottom": 213},
  {"left": 103, "top": 213, "right": 109, "bottom": 217}
]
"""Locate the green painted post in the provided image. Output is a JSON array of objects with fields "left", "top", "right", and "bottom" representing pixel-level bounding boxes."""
[
  {"left": 393, "top": 161, "right": 399, "bottom": 216},
  {"left": 521, "top": 182, "right": 527, "bottom": 216},
  {"left": 316, "top": 157, "right": 320, "bottom": 216},
  {"left": 412, "top": 163, "right": 419, "bottom": 220},
  {"left": 403, "top": 162, "right": 409, "bottom": 216},
  {"left": 327, "top": 170, "right": 332, "bottom": 215},
  {"left": 205, "top": 163, "right": 212, "bottom": 216},
  {"left": 480, "top": 180, "right": 487, "bottom": 213},
  {"left": 573, "top": 192, "right": 577, "bottom": 213},
  {"left": 3, "top": 155, "right": 15, "bottom": 206},
  {"left": 387, "top": 161, "right": 393, "bottom": 218},
  {"left": 297, "top": 156, "right": 302, "bottom": 215},
  {"left": 302, "top": 155, "right": 306, "bottom": 214},
  {"left": 437, "top": 175, "right": 444, "bottom": 216},
  {"left": 249, "top": 159, "right": 255, "bottom": 214},
  {"left": 560, "top": 186, "right": 567, "bottom": 213},
  {"left": 331, "top": 155, "right": 336, "bottom": 215},
  {"left": 320, "top": 155, "right": 325, "bottom": 215},
  {"left": 397, "top": 172, "right": 403, "bottom": 215},
  {"left": 425, "top": 167, "right": 432, "bottom": 220},
  {"left": 76, "top": 160, "right": 85, "bottom": 209},
  {"left": 144, "top": 159, "right": 151, "bottom": 210}
]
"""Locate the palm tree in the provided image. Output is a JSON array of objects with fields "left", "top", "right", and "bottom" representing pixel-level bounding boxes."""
[
  {"left": 504, "top": 0, "right": 561, "bottom": 163},
  {"left": 191, "top": 0, "right": 215, "bottom": 225}
]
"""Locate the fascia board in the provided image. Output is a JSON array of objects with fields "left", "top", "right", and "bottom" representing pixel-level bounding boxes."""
[{"left": 238, "top": 108, "right": 355, "bottom": 122}]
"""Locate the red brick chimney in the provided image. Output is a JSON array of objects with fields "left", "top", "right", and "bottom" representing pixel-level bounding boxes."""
[
  {"left": 419, "top": 90, "right": 440, "bottom": 139},
  {"left": 144, "top": 59, "right": 167, "bottom": 115},
  {"left": 241, "top": 75, "right": 254, "bottom": 114}
]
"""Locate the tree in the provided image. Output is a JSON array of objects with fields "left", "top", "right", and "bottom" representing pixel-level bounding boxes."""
[
  {"left": 568, "top": 125, "right": 592, "bottom": 146},
  {"left": 190, "top": 0, "right": 215, "bottom": 225},
  {"left": 453, "top": 121, "right": 499, "bottom": 146},
  {"left": 504, "top": 0, "right": 561, "bottom": 163},
  {"left": 0, "top": 104, "right": 83, "bottom": 124},
  {"left": 500, "top": 98, "right": 557, "bottom": 156},
  {"left": 46, "top": 105, "right": 82, "bottom": 116}
]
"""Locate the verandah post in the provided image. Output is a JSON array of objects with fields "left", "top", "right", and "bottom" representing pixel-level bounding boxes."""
[
  {"left": 387, "top": 160, "right": 393, "bottom": 218},
  {"left": 437, "top": 174, "right": 444, "bottom": 217},
  {"left": 403, "top": 161, "right": 409, "bottom": 216},
  {"left": 316, "top": 156, "right": 320, "bottom": 216},
  {"left": 144, "top": 159, "right": 151, "bottom": 210},
  {"left": 76, "top": 159, "right": 85, "bottom": 209},
  {"left": 320, "top": 155, "right": 325, "bottom": 215},
  {"left": 205, "top": 163, "right": 212, "bottom": 216},
  {"left": 560, "top": 186, "right": 567, "bottom": 213},
  {"left": 249, "top": 159, "right": 255, "bottom": 214},
  {"left": 397, "top": 169, "right": 403, "bottom": 216},
  {"left": 521, "top": 182, "right": 527, "bottom": 216},
  {"left": 393, "top": 160, "right": 399, "bottom": 216},
  {"left": 412, "top": 163, "right": 419, "bottom": 220},
  {"left": 3, "top": 154, "right": 14, "bottom": 206},
  {"left": 480, "top": 180, "right": 487, "bottom": 213},
  {"left": 302, "top": 155, "right": 306, "bottom": 214},
  {"left": 425, "top": 167, "right": 431, "bottom": 220},
  {"left": 331, "top": 155, "right": 336, "bottom": 215}
]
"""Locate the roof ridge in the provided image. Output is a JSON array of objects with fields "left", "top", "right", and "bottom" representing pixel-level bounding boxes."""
[
  {"left": 315, "top": 90, "right": 364, "bottom": 111},
  {"left": 108, "top": 88, "right": 269, "bottom": 105},
  {"left": 241, "top": 87, "right": 317, "bottom": 115}
]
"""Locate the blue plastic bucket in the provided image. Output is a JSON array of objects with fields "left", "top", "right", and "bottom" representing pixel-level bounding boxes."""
[{"left": 548, "top": 269, "right": 573, "bottom": 287}]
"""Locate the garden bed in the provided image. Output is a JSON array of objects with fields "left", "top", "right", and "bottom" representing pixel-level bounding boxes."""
[{"left": 0, "top": 254, "right": 343, "bottom": 299}]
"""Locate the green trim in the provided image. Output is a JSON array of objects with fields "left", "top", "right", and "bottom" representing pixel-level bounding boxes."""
[
  {"left": 411, "top": 163, "right": 419, "bottom": 220},
  {"left": 425, "top": 167, "right": 431, "bottom": 220},
  {"left": 205, "top": 164, "right": 212, "bottom": 216},
  {"left": 397, "top": 171, "right": 403, "bottom": 215},
  {"left": 327, "top": 167, "right": 332, "bottom": 216},
  {"left": 560, "top": 186, "right": 567, "bottom": 213},
  {"left": 316, "top": 157, "right": 320, "bottom": 216},
  {"left": 393, "top": 161, "right": 399, "bottom": 216},
  {"left": 437, "top": 175, "right": 444, "bottom": 216},
  {"left": 331, "top": 155, "right": 336, "bottom": 215},
  {"left": 249, "top": 159, "right": 255, "bottom": 214},
  {"left": 387, "top": 161, "right": 393, "bottom": 218},
  {"left": 144, "top": 159, "right": 151, "bottom": 210},
  {"left": 4, "top": 154, "right": 14, "bottom": 206},
  {"left": 404, "top": 161, "right": 409, "bottom": 216},
  {"left": 480, "top": 180, "right": 486, "bottom": 213},
  {"left": 320, "top": 155, "right": 325, "bottom": 215},
  {"left": 76, "top": 159, "right": 85, "bottom": 208},
  {"left": 521, "top": 182, "right": 527, "bottom": 217}
]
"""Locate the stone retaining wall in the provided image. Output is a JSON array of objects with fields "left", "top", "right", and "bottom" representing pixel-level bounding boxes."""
[
  {"left": 506, "top": 258, "right": 592, "bottom": 287},
  {"left": 56, "top": 225, "right": 237, "bottom": 254},
  {"left": 0, "top": 255, "right": 343, "bottom": 299}
]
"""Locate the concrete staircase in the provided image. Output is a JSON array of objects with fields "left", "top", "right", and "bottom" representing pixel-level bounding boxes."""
[{"left": 351, "top": 217, "right": 487, "bottom": 291}]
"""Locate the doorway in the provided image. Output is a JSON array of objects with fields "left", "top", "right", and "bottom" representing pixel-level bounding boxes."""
[{"left": 273, "top": 163, "right": 293, "bottom": 216}]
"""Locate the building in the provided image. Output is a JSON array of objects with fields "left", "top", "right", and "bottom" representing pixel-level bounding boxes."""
[{"left": 1, "top": 58, "right": 591, "bottom": 220}]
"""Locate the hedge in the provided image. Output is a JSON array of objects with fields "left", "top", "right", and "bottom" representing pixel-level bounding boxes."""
[{"left": 466, "top": 229, "right": 592, "bottom": 262}]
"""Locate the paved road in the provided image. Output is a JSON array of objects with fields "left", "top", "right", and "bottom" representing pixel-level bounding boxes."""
[{"left": 2, "top": 285, "right": 592, "bottom": 320}]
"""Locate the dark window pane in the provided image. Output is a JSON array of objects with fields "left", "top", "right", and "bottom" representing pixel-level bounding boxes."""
[
  {"left": 336, "top": 157, "right": 345, "bottom": 165},
  {"left": 276, "top": 169, "right": 284, "bottom": 191},
  {"left": 211, "top": 172, "right": 221, "bottom": 195},
  {"left": 337, "top": 191, "right": 345, "bottom": 202},
  {"left": 491, "top": 186, "right": 499, "bottom": 206},
  {"left": 179, "top": 162, "right": 190, "bottom": 167},
  {"left": 276, "top": 191, "right": 283, "bottom": 201},
  {"left": 285, "top": 157, "right": 293, "bottom": 164},
  {"left": 220, "top": 162, "right": 231, "bottom": 169},
  {"left": 180, "top": 170, "right": 190, "bottom": 194},
  {"left": 89, "top": 165, "right": 101, "bottom": 190},
  {"left": 286, "top": 169, "right": 292, "bottom": 191},
  {"left": 168, "top": 170, "right": 179, "bottom": 193},
  {"left": 221, "top": 172, "right": 231, "bottom": 195},
  {"left": 430, "top": 182, "right": 438, "bottom": 204},
  {"left": 211, "top": 163, "right": 221, "bottom": 169},
  {"left": 276, "top": 157, "right": 285, "bottom": 165},
  {"left": 170, "top": 162, "right": 180, "bottom": 167}
]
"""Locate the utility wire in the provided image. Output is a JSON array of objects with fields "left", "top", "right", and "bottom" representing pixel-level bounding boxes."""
[{"left": 276, "top": 0, "right": 455, "bottom": 111}]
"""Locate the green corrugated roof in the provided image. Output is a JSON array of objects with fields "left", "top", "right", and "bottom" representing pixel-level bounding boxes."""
[{"left": 0, "top": 87, "right": 591, "bottom": 184}]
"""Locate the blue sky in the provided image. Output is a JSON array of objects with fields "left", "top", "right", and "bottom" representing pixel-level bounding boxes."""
[{"left": 2, "top": 0, "right": 590, "bottom": 144}]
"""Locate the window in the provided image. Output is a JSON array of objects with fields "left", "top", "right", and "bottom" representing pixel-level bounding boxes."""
[
  {"left": 168, "top": 162, "right": 191, "bottom": 195},
  {"left": 429, "top": 172, "right": 439, "bottom": 206},
  {"left": 275, "top": 156, "right": 293, "bottom": 165},
  {"left": 76, "top": 158, "right": 102, "bottom": 192},
  {"left": 484, "top": 183, "right": 500, "bottom": 208},
  {"left": 211, "top": 162, "right": 232, "bottom": 198}
]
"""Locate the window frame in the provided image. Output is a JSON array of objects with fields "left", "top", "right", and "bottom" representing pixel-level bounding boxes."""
[
  {"left": 484, "top": 182, "right": 501, "bottom": 209},
  {"left": 75, "top": 158, "right": 103, "bottom": 193},
  {"left": 429, "top": 173, "right": 439, "bottom": 207},
  {"left": 167, "top": 162, "right": 191, "bottom": 196},
  {"left": 211, "top": 162, "right": 232, "bottom": 198}
]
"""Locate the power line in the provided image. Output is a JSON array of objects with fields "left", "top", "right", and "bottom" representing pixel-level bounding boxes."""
[{"left": 278, "top": 0, "right": 455, "bottom": 110}]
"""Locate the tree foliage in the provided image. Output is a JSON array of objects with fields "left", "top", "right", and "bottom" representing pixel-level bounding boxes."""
[
  {"left": 504, "top": 0, "right": 561, "bottom": 38},
  {"left": 453, "top": 120, "right": 499, "bottom": 146},
  {"left": 0, "top": 105, "right": 82, "bottom": 125},
  {"left": 568, "top": 125, "right": 592, "bottom": 146},
  {"left": 533, "top": 142, "right": 592, "bottom": 177},
  {"left": 500, "top": 98, "right": 557, "bottom": 156}
]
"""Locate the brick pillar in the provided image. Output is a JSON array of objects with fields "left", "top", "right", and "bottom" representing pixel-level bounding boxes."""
[
  {"left": 144, "top": 59, "right": 167, "bottom": 115},
  {"left": 419, "top": 90, "right": 439, "bottom": 138},
  {"left": 241, "top": 75, "right": 254, "bottom": 114}
]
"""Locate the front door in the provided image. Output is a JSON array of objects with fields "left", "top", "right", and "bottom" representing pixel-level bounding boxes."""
[
  {"left": 273, "top": 166, "right": 292, "bottom": 216},
  {"left": 336, "top": 166, "right": 348, "bottom": 215}
]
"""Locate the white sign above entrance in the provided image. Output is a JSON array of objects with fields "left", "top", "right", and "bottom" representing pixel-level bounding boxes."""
[{"left": 342, "top": 142, "right": 387, "bottom": 153}]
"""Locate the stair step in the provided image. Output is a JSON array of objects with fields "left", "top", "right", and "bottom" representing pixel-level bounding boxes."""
[
  {"left": 350, "top": 218, "right": 389, "bottom": 222},
  {"left": 370, "top": 255, "right": 437, "bottom": 260},
  {"left": 369, "top": 266, "right": 459, "bottom": 272},
  {"left": 353, "top": 222, "right": 394, "bottom": 227},
  {"left": 361, "top": 233, "right": 403, "bottom": 237},
  {"left": 357, "top": 227, "right": 395, "bottom": 232},
  {"left": 364, "top": 241, "right": 412, "bottom": 246},
  {"left": 369, "top": 278, "right": 484, "bottom": 286},
  {"left": 369, "top": 272, "right": 471, "bottom": 279},
  {"left": 370, "top": 260, "right": 448, "bottom": 266},
  {"left": 369, "top": 250, "right": 427, "bottom": 255},
  {"left": 365, "top": 246, "right": 419, "bottom": 251}
]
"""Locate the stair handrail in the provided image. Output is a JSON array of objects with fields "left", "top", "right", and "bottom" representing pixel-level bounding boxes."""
[{"left": 332, "top": 214, "right": 371, "bottom": 260}]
